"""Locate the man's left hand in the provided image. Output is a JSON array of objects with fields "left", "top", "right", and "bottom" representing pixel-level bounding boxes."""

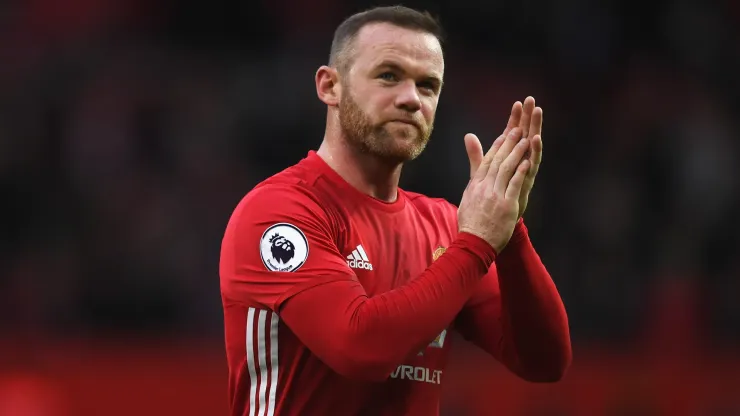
[
  {"left": 464, "top": 96, "right": 543, "bottom": 219},
  {"left": 502, "top": 97, "right": 543, "bottom": 219}
]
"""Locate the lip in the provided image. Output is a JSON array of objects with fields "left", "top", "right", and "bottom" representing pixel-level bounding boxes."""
[{"left": 391, "top": 119, "right": 421, "bottom": 129}]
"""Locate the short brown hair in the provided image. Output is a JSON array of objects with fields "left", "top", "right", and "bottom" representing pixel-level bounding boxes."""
[{"left": 328, "top": 5, "right": 444, "bottom": 72}]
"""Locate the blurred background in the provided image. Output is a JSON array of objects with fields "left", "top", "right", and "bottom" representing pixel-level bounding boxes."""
[{"left": 1, "top": 0, "right": 738, "bottom": 414}]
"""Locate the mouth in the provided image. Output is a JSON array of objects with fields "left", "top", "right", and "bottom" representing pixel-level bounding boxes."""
[{"left": 390, "top": 119, "right": 421, "bottom": 130}]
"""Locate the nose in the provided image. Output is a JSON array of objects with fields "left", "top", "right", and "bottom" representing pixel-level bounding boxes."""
[{"left": 394, "top": 80, "right": 422, "bottom": 113}]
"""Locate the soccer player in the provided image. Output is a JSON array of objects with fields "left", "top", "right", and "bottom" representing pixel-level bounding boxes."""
[{"left": 220, "top": 5, "right": 571, "bottom": 416}]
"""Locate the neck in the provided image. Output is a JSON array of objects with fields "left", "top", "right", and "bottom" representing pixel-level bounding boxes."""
[{"left": 317, "top": 138, "right": 403, "bottom": 203}]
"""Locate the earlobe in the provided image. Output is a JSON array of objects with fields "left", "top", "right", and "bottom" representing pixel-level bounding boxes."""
[{"left": 315, "top": 66, "right": 340, "bottom": 107}]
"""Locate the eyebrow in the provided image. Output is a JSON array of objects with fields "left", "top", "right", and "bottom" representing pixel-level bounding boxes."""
[{"left": 375, "top": 60, "right": 444, "bottom": 88}]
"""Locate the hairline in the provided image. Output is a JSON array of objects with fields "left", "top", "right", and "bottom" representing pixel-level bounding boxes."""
[
  {"left": 328, "top": 7, "right": 444, "bottom": 74},
  {"left": 333, "top": 23, "right": 442, "bottom": 76}
]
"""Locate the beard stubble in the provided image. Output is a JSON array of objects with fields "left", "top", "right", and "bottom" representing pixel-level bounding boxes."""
[{"left": 338, "top": 84, "right": 433, "bottom": 164}]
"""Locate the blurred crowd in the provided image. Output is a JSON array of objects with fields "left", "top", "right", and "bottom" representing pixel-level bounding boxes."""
[{"left": 1, "top": 0, "right": 739, "bottom": 349}]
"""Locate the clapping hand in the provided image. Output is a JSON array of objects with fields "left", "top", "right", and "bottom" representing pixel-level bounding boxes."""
[{"left": 465, "top": 96, "right": 543, "bottom": 219}]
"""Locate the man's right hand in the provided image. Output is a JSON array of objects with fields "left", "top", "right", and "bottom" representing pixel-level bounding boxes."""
[{"left": 457, "top": 127, "right": 530, "bottom": 254}]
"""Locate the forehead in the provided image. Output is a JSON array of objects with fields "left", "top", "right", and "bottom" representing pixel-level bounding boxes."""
[{"left": 351, "top": 23, "right": 444, "bottom": 75}]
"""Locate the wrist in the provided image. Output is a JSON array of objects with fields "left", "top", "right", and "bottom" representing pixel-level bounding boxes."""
[
  {"left": 498, "top": 219, "right": 529, "bottom": 258},
  {"left": 455, "top": 232, "right": 498, "bottom": 269},
  {"left": 511, "top": 218, "right": 527, "bottom": 241}
]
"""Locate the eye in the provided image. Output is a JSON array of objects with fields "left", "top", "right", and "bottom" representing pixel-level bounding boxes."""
[
  {"left": 378, "top": 72, "right": 398, "bottom": 82},
  {"left": 417, "top": 81, "right": 436, "bottom": 92}
]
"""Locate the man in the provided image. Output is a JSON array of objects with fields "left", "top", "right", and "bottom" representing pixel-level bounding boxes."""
[{"left": 220, "top": 5, "right": 571, "bottom": 416}]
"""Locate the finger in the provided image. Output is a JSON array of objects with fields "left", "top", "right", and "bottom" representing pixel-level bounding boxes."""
[
  {"left": 464, "top": 133, "right": 484, "bottom": 179},
  {"left": 529, "top": 106, "right": 543, "bottom": 139},
  {"left": 529, "top": 134, "right": 543, "bottom": 171},
  {"left": 473, "top": 133, "right": 506, "bottom": 181},
  {"left": 525, "top": 134, "right": 543, "bottom": 181},
  {"left": 521, "top": 135, "right": 543, "bottom": 193},
  {"left": 486, "top": 127, "right": 521, "bottom": 182},
  {"left": 505, "top": 159, "right": 531, "bottom": 200},
  {"left": 519, "top": 96, "right": 536, "bottom": 139},
  {"left": 494, "top": 137, "right": 529, "bottom": 196},
  {"left": 503, "top": 101, "right": 523, "bottom": 136}
]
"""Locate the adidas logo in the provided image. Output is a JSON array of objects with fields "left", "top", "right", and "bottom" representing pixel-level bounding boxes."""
[{"left": 346, "top": 244, "right": 373, "bottom": 271}]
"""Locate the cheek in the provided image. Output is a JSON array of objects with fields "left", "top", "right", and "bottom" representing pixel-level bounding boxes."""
[
  {"left": 353, "top": 91, "right": 382, "bottom": 116},
  {"left": 369, "top": 98, "right": 393, "bottom": 121},
  {"left": 422, "top": 100, "right": 438, "bottom": 121}
]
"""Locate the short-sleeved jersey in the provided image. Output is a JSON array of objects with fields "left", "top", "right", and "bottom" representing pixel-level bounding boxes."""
[{"left": 220, "top": 151, "right": 474, "bottom": 416}]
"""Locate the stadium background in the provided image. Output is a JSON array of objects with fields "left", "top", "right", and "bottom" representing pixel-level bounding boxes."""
[{"left": 1, "top": 0, "right": 738, "bottom": 414}]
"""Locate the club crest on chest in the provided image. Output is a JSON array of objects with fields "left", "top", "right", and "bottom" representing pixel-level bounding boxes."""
[{"left": 432, "top": 246, "right": 446, "bottom": 262}]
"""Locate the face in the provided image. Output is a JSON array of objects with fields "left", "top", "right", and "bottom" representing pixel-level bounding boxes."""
[{"left": 337, "top": 23, "right": 444, "bottom": 163}]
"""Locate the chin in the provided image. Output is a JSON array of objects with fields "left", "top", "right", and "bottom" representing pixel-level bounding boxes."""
[
  {"left": 359, "top": 126, "right": 429, "bottom": 162},
  {"left": 390, "top": 134, "right": 429, "bottom": 161},
  {"left": 386, "top": 141, "right": 427, "bottom": 162}
]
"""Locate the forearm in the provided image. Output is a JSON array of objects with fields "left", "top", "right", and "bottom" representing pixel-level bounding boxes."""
[
  {"left": 280, "top": 232, "right": 495, "bottom": 381},
  {"left": 495, "top": 221, "right": 571, "bottom": 381}
]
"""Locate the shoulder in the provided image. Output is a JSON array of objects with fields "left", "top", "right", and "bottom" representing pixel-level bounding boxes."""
[
  {"left": 232, "top": 179, "right": 329, "bottom": 231},
  {"left": 221, "top": 179, "right": 335, "bottom": 276},
  {"left": 237, "top": 156, "right": 334, "bottom": 214},
  {"left": 223, "top": 158, "right": 349, "bottom": 249}
]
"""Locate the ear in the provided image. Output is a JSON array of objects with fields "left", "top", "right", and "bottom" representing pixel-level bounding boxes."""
[{"left": 316, "top": 65, "right": 341, "bottom": 107}]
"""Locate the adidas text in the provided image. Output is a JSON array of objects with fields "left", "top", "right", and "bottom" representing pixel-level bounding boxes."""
[{"left": 347, "top": 259, "right": 373, "bottom": 270}]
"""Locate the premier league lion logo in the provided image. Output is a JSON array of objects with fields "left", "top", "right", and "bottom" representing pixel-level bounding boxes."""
[
  {"left": 260, "top": 223, "right": 308, "bottom": 272},
  {"left": 269, "top": 233, "right": 295, "bottom": 265}
]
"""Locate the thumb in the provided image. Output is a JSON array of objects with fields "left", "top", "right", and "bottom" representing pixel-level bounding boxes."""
[{"left": 464, "top": 133, "right": 484, "bottom": 179}]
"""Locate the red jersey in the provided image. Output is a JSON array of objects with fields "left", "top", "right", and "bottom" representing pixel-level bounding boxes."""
[{"left": 220, "top": 151, "right": 571, "bottom": 416}]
